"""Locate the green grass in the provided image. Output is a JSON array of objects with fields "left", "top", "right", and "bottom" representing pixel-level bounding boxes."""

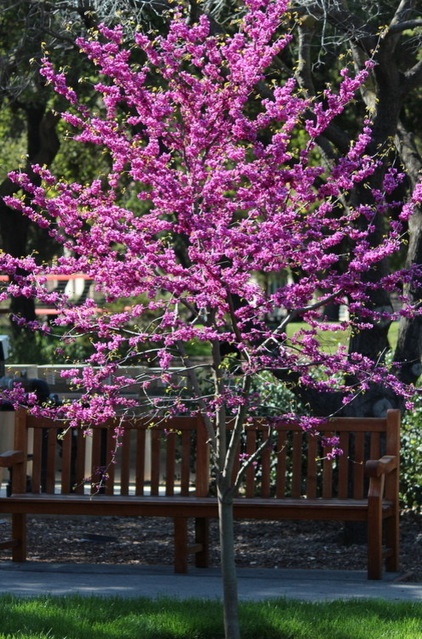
[
  {"left": 286, "top": 321, "right": 399, "bottom": 353},
  {"left": 0, "top": 595, "right": 420, "bottom": 639}
]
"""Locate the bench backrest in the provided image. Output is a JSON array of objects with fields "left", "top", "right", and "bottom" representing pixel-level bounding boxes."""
[
  {"left": 230, "top": 411, "right": 400, "bottom": 500},
  {"left": 6, "top": 409, "right": 400, "bottom": 502},
  {"left": 11, "top": 409, "right": 209, "bottom": 497}
]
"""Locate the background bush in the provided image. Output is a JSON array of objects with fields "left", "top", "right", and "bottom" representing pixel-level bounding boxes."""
[{"left": 401, "top": 398, "right": 422, "bottom": 513}]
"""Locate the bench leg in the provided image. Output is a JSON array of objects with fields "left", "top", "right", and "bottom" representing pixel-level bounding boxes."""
[
  {"left": 367, "top": 496, "right": 383, "bottom": 580},
  {"left": 195, "top": 517, "right": 209, "bottom": 568},
  {"left": 385, "top": 510, "right": 400, "bottom": 572},
  {"left": 11, "top": 514, "right": 27, "bottom": 562},
  {"left": 174, "top": 517, "right": 188, "bottom": 574}
]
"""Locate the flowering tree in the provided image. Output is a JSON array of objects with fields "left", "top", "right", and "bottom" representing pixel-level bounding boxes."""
[{"left": 1, "top": 1, "right": 422, "bottom": 637}]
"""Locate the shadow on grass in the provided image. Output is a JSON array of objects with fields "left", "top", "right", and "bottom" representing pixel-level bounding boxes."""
[{"left": 0, "top": 596, "right": 421, "bottom": 639}]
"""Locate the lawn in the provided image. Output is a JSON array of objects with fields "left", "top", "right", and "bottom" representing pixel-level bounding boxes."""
[
  {"left": 0, "top": 595, "right": 420, "bottom": 639},
  {"left": 286, "top": 321, "right": 399, "bottom": 353}
]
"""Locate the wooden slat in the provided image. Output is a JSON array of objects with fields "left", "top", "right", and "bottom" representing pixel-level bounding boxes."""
[
  {"left": 74, "top": 431, "right": 86, "bottom": 494},
  {"left": 180, "top": 430, "right": 191, "bottom": 496},
  {"left": 195, "top": 419, "right": 209, "bottom": 498},
  {"left": 338, "top": 431, "right": 350, "bottom": 499},
  {"left": 60, "top": 429, "right": 73, "bottom": 494},
  {"left": 245, "top": 429, "right": 256, "bottom": 498},
  {"left": 353, "top": 431, "right": 365, "bottom": 499},
  {"left": 386, "top": 410, "right": 400, "bottom": 457},
  {"left": 291, "top": 431, "right": 303, "bottom": 498},
  {"left": 135, "top": 428, "right": 146, "bottom": 496},
  {"left": 275, "top": 430, "right": 287, "bottom": 498},
  {"left": 259, "top": 418, "right": 389, "bottom": 434},
  {"left": 90, "top": 428, "right": 103, "bottom": 494},
  {"left": 370, "top": 431, "right": 380, "bottom": 459},
  {"left": 260, "top": 430, "right": 271, "bottom": 498},
  {"left": 45, "top": 428, "right": 58, "bottom": 493},
  {"left": 13, "top": 411, "right": 29, "bottom": 490},
  {"left": 150, "top": 429, "right": 161, "bottom": 496},
  {"left": 165, "top": 431, "right": 176, "bottom": 496},
  {"left": 90, "top": 429, "right": 101, "bottom": 475},
  {"left": 306, "top": 435, "right": 318, "bottom": 499},
  {"left": 31, "top": 428, "right": 43, "bottom": 494},
  {"left": 119, "top": 429, "right": 131, "bottom": 496},
  {"left": 326, "top": 419, "right": 388, "bottom": 432},
  {"left": 322, "top": 454, "right": 333, "bottom": 499},
  {"left": 104, "top": 428, "right": 115, "bottom": 496}
]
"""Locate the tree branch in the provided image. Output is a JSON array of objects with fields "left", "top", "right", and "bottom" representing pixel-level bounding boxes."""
[
  {"left": 389, "top": 18, "right": 422, "bottom": 34},
  {"left": 404, "top": 59, "right": 422, "bottom": 93}
]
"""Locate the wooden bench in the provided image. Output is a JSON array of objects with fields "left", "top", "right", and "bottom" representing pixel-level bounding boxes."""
[
  {"left": 0, "top": 408, "right": 211, "bottom": 573},
  {"left": 228, "top": 411, "right": 400, "bottom": 580},
  {"left": 0, "top": 408, "right": 400, "bottom": 579}
]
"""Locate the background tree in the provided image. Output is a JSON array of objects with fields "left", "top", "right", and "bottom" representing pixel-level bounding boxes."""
[
  {"left": 1, "top": 2, "right": 422, "bottom": 637},
  {"left": 0, "top": 0, "right": 168, "bottom": 353},
  {"left": 278, "top": 0, "right": 422, "bottom": 410},
  {"left": 196, "top": 0, "right": 422, "bottom": 412}
]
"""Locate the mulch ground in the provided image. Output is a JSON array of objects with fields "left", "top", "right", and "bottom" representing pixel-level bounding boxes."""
[{"left": 0, "top": 510, "right": 420, "bottom": 581}]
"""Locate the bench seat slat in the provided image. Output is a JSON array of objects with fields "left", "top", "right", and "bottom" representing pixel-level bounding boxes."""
[{"left": 0, "top": 494, "right": 392, "bottom": 521}]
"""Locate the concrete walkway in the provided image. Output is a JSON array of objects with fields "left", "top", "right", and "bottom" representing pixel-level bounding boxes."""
[{"left": 0, "top": 562, "right": 421, "bottom": 602}]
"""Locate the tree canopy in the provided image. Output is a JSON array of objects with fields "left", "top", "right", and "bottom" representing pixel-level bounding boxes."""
[{"left": 0, "top": 1, "right": 421, "bottom": 394}]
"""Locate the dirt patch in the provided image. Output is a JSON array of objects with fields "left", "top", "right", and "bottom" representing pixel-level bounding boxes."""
[{"left": 1, "top": 510, "right": 420, "bottom": 581}]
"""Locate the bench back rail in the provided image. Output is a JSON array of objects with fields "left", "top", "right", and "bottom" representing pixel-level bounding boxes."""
[
  {"left": 231, "top": 413, "right": 400, "bottom": 503},
  {"left": 12, "top": 410, "right": 210, "bottom": 498}
]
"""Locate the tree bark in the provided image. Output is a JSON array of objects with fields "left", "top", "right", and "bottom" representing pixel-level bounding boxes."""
[
  {"left": 288, "top": 0, "right": 422, "bottom": 415},
  {"left": 393, "top": 123, "right": 422, "bottom": 385},
  {"left": 218, "top": 486, "right": 240, "bottom": 639},
  {"left": 0, "top": 106, "right": 60, "bottom": 331}
]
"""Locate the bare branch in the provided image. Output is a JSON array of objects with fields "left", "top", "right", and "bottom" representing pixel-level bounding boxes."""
[
  {"left": 291, "top": 0, "right": 377, "bottom": 54},
  {"left": 405, "top": 59, "right": 422, "bottom": 92},
  {"left": 389, "top": 18, "right": 422, "bottom": 33}
]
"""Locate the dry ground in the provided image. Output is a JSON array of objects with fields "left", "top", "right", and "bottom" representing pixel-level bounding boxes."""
[{"left": 0, "top": 510, "right": 420, "bottom": 581}]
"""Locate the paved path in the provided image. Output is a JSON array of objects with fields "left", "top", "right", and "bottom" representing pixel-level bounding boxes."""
[{"left": 0, "top": 562, "right": 421, "bottom": 602}]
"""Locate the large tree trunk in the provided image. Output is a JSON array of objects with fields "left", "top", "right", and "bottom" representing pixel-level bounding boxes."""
[
  {"left": 393, "top": 124, "right": 422, "bottom": 384},
  {"left": 393, "top": 203, "right": 422, "bottom": 385},
  {"left": 0, "top": 106, "right": 60, "bottom": 333},
  {"left": 289, "top": 0, "right": 422, "bottom": 416}
]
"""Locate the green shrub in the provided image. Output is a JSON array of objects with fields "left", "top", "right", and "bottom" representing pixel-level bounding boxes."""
[{"left": 401, "top": 399, "right": 422, "bottom": 512}]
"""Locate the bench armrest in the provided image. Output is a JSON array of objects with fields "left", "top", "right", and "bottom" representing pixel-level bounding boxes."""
[
  {"left": 0, "top": 450, "right": 25, "bottom": 468},
  {"left": 365, "top": 455, "right": 397, "bottom": 478}
]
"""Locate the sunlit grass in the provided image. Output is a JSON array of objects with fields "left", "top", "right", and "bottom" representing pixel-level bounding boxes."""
[
  {"left": 286, "top": 321, "right": 399, "bottom": 353},
  {"left": 0, "top": 595, "right": 420, "bottom": 639}
]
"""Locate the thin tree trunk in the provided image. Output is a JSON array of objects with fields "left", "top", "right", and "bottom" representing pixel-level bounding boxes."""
[
  {"left": 218, "top": 486, "right": 240, "bottom": 639},
  {"left": 211, "top": 333, "right": 241, "bottom": 639}
]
